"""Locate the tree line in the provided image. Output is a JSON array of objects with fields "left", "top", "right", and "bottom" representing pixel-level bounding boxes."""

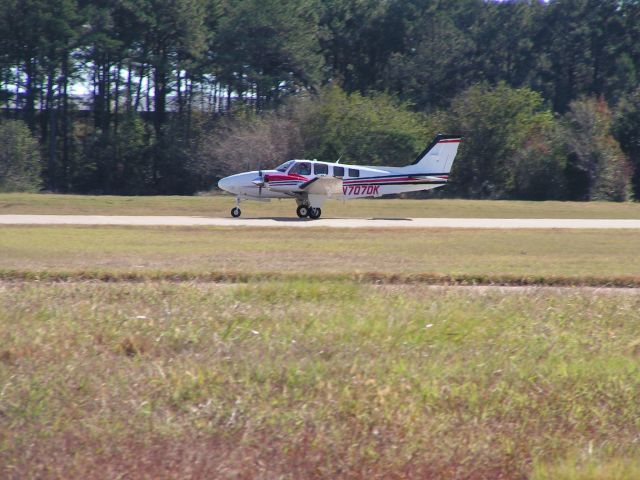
[{"left": 0, "top": 0, "right": 639, "bottom": 200}]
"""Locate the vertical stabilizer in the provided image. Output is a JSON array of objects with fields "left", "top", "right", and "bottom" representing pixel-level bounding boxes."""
[{"left": 407, "top": 134, "right": 462, "bottom": 173}]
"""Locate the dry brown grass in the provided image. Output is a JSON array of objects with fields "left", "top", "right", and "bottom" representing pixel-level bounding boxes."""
[
  {"left": 1, "top": 282, "right": 639, "bottom": 479},
  {"left": 2, "top": 269, "right": 640, "bottom": 287}
]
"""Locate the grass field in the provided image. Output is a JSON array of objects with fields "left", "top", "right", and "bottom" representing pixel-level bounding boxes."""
[
  {"left": 1, "top": 225, "right": 640, "bottom": 285},
  {"left": 1, "top": 282, "right": 639, "bottom": 479},
  {"left": 2, "top": 192, "right": 640, "bottom": 218},
  {"left": 2, "top": 195, "right": 640, "bottom": 478}
]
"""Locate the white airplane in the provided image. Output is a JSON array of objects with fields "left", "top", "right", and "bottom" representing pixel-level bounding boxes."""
[{"left": 217, "top": 134, "right": 462, "bottom": 218}]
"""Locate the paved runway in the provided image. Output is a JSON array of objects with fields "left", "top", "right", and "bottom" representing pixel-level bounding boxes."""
[{"left": 2, "top": 214, "right": 640, "bottom": 229}]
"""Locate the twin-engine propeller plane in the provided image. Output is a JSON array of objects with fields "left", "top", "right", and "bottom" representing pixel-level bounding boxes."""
[{"left": 217, "top": 134, "right": 462, "bottom": 219}]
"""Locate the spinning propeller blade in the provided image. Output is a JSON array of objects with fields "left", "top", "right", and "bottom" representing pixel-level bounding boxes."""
[{"left": 252, "top": 162, "right": 265, "bottom": 195}]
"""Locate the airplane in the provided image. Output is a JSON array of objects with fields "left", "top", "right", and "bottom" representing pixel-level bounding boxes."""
[{"left": 217, "top": 134, "right": 462, "bottom": 219}]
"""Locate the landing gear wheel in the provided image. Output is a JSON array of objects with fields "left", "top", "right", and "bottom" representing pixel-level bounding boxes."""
[
  {"left": 231, "top": 207, "right": 241, "bottom": 218},
  {"left": 308, "top": 207, "right": 322, "bottom": 219},
  {"left": 296, "top": 205, "right": 309, "bottom": 218}
]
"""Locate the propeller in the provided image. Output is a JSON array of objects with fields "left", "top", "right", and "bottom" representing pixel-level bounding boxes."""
[{"left": 252, "top": 162, "right": 265, "bottom": 195}]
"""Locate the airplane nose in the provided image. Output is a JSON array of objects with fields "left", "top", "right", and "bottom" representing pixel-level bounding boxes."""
[{"left": 218, "top": 176, "right": 233, "bottom": 193}]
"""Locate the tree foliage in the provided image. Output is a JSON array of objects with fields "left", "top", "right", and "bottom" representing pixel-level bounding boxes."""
[
  {"left": 0, "top": 119, "right": 42, "bottom": 192},
  {"left": 299, "top": 86, "right": 429, "bottom": 167},
  {"left": 192, "top": 108, "right": 304, "bottom": 182},
  {"left": 614, "top": 88, "right": 640, "bottom": 199},
  {"left": 216, "top": 0, "right": 322, "bottom": 109},
  {"left": 564, "top": 97, "right": 632, "bottom": 201},
  {"left": 192, "top": 86, "right": 428, "bottom": 182},
  {"left": 444, "top": 83, "right": 565, "bottom": 200},
  {"left": 0, "top": 0, "right": 638, "bottom": 199}
]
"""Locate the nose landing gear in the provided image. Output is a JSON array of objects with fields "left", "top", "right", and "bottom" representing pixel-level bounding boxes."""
[{"left": 230, "top": 198, "right": 242, "bottom": 218}]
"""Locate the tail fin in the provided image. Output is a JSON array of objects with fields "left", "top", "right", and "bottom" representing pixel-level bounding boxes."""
[{"left": 408, "top": 134, "right": 462, "bottom": 173}]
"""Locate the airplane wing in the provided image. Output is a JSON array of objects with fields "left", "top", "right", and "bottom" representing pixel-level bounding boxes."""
[
  {"left": 267, "top": 175, "right": 343, "bottom": 197},
  {"left": 299, "top": 176, "right": 343, "bottom": 197}
]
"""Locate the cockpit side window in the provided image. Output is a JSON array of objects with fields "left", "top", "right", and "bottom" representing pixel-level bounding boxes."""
[
  {"left": 289, "top": 162, "right": 312, "bottom": 175},
  {"left": 314, "top": 163, "right": 328, "bottom": 175},
  {"left": 275, "top": 160, "right": 294, "bottom": 172}
]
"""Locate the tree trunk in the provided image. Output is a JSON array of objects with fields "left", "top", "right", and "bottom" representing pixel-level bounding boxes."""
[
  {"left": 61, "top": 52, "right": 70, "bottom": 191},
  {"left": 153, "top": 59, "right": 168, "bottom": 137},
  {"left": 45, "top": 70, "right": 56, "bottom": 190},
  {"left": 114, "top": 61, "right": 121, "bottom": 134},
  {"left": 24, "top": 59, "right": 37, "bottom": 130},
  {"left": 134, "top": 63, "right": 146, "bottom": 112}
]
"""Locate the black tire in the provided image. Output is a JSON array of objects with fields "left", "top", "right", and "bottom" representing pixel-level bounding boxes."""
[
  {"left": 231, "top": 207, "right": 241, "bottom": 218},
  {"left": 296, "top": 205, "right": 309, "bottom": 218},
  {"left": 308, "top": 207, "right": 321, "bottom": 219}
]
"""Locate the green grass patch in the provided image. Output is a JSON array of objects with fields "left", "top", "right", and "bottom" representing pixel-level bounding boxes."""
[
  {"left": 1, "top": 282, "right": 639, "bottom": 478},
  {"left": 532, "top": 457, "right": 640, "bottom": 480},
  {"left": 1, "top": 225, "right": 639, "bottom": 281},
  {"left": 2, "top": 193, "right": 640, "bottom": 218}
]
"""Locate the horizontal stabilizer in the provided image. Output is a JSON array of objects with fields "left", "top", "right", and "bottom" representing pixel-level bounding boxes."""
[{"left": 413, "top": 175, "right": 449, "bottom": 182}]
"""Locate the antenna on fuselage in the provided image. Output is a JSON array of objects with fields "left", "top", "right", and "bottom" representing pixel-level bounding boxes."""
[{"left": 336, "top": 155, "right": 342, "bottom": 164}]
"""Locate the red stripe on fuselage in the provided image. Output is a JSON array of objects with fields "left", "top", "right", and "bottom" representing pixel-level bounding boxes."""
[
  {"left": 345, "top": 176, "right": 414, "bottom": 184},
  {"left": 264, "top": 173, "right": 308, "bottom": 182},
  {"left": 345, "top": 176, "right": 447, "bottom": 185}
]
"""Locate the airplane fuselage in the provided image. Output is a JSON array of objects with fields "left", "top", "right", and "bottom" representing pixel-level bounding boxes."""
[
  {"left": 217, "top": 135, "right": 461, "bottom": 218},
  {"left": 218, "top": 162, "right": 449, "bottom": 200}
]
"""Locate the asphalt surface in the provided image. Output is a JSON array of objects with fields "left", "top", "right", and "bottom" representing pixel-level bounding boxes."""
[{"left": 2, "top": 214, "right": 640, "bottom": 229}]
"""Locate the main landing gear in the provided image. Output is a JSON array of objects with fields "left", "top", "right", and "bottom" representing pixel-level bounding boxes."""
[
  {"left": 296, "top": 205, "right": 321, "bottom": 219},
  {"left": 309, "top": 207, "right": 322, "bottom": 219},
  {"left": 296, "top": 205, "right": 308, "bottom": 218}
]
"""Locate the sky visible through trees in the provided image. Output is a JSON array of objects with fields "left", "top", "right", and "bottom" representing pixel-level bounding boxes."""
[{"left": 0, "top": 0, "right": 639, "bottom": 200}]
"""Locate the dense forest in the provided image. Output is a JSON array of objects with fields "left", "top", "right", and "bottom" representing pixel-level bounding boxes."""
[{"left": 1, "top": 0, "right": 640, "bottom": 200}]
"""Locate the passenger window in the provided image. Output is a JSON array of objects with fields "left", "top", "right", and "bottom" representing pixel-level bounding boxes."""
[
  {"left": 333, "top": 166, "right": 344, "bottom": 177},
  {"left": 289, "top": 162, "right": 311, "bottom": 175},
  {"left": 314, "top": 163, "right": 328, "bottom": 175},
  {"left": 348, "top": 168, "right": 360, "bottom": 178}
]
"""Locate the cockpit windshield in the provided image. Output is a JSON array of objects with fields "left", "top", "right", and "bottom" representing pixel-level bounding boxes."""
[
  {"left": 289, "top": 162, "right": 312, "bottom": 175},
  {"left": 275, "top": 160, "right": 294, "bottom": 172}
]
